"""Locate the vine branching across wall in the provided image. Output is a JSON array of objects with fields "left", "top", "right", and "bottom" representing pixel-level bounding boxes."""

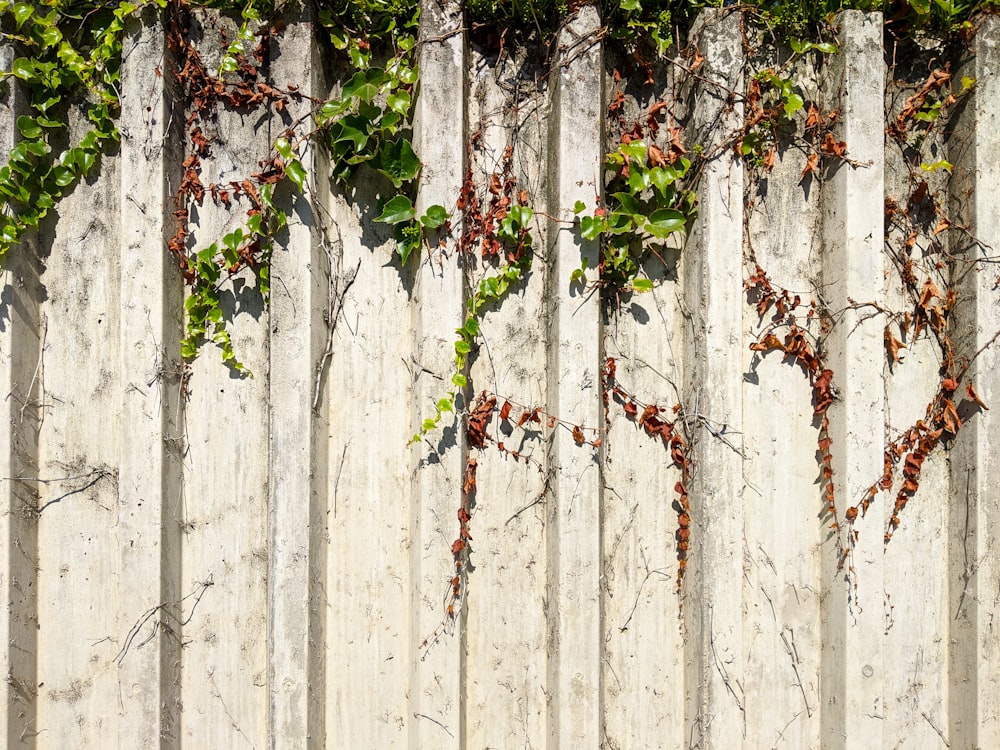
[{"left": 0, "top": 0, "right": 997, "bottom": 623}]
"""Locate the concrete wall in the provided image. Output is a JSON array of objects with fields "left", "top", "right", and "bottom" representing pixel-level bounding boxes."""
[{"left": 1, "top": 4, "right": 998, "bottom": 748}]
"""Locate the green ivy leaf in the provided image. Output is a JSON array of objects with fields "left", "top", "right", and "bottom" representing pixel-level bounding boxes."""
[
  {"left": 13, "top": 3, "right": 33, "bottom": 28},
  {"left": 783, "top": 93, "right": 804, "bottom": 118},
  {"left": 399, "top": 66, "right": 418, "bottom": 85},
  {"left": 621, "top": 141, "right": 648, "bottom": 161},
  {"left": 649, "top": 168, "right": 678, "bottom": 198},
  {"left": 11, "top": 58, "right": 35, "bottom": 82},
  {"left": 375, "top": 139, "right": 420, "bottom": 188},
  {"left": 375, "top": 194, "right": 416, "bottom": 224},
  {"left": 396, "top": 232, "right": 420, "bottom": 265},
  {"left": 646, "top": 208, "right": 686, "bottom": 238},
  {"left": 627, "top": 166, "right": 651, "bottom": 194},
  {"left": 580, "top": 215, "right": 605, "bottom": 240},
  {"left": 50, "top": 165, "right": 74, "bottom": 187},
  {"left": 386, "top": 90, "right": 411, "bottom": 115},
  {"left": 40, "top": 25, "right": 63, "bottom": 48},
  {"left": 285, "top": 159, "right": 307, "bottom": 191},
  {"left": 333, "top": 123, "right": 368, "bottom": 152},
  {"left": 509, "top": 204, "right": 533, "bottom": 225},
  {"left": 275, "top": 137, "right": 293, "bottom": 160},
  {"left": 24, "top": 139, "right": 50, "bottom": 157},
  {"left": 341, "top": 68, "right": 385, "bottom": 102},
  {"left": 420, "top": 204, "right": 449, "bottom": 228},
  {"left": 462, "top": 316, "right": 479, "bottom": 337},
  {"left": 610, "top": 191, "right": 641, "bottom": 216},
  {"left": 632, "top": 278, "right": 654, "bottom": 292}
]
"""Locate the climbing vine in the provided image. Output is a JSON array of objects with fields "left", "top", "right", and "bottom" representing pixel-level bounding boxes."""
[{"left": 1, "top": 0, "right": 999, "bottom": 625}]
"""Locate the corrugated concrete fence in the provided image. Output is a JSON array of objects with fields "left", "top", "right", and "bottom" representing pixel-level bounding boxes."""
[{"left": 1, "top": 3, "right": 999, "bottom": 748}]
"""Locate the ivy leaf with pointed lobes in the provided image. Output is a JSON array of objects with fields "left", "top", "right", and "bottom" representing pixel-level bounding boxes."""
[
  {"left": 375, "top": 194, "right": 416, "bottom": 224},
  {"left": 645, "top": 208, "right": 685, "bottom": 238},
  {"left": 782, "top": 92, "right": 804, "bottom": 118},
  {"left": 386, "top": 90, "right": 411, "bottom": 115},
  {"left": 374, "top": 138, "right": 420, "bottom": 188},
  {"left": 341, "top": 68, "right": 385, "bottom": 102},
  {"left": 420, "top": 204, "right": 448, "bottom": 228}
]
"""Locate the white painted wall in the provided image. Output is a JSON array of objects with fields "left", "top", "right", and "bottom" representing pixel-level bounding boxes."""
[{"left": 0, "top": 5, "right": 997, "bottom": 748}]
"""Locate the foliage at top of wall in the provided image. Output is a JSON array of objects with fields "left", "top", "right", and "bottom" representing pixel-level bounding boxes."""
[
  {"left": 464, "top": 0, "right": 997, "bottom": 51},
  {"left": 0, "top": 0, "right": 992, "bottom": 273}
]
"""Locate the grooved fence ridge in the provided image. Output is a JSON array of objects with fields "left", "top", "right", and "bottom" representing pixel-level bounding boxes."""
[{"left": 1, "top": 5, "right": 998, "bottom": 748}]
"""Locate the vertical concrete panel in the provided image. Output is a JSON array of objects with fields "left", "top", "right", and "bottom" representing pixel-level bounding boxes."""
[
  {"left": 117, "top": 9, "right": 184, "bottom": 747},
  {"left": 463, "top": 46, "right": 549, "bottom": 750},
  {"left": 742, "top": 50, "right": 823, "bottom": 750},
  {"left": 820, "top": 12, "right": 886, "bottom": 750},
  {"left": 602, "top": 299, "right": 686, "bottom": 750},
  {"left": 320, "top": 25, "right": 424, "bottom": 747},
  {"left": 948, "top": 16, "right": 1000, "bottom": 750},
  {"left": 600, "top": 55, "right": 686, "bottom": 750},
  {"left": 177, "top": 10, "right": 269, "bottom": 748},
  {"left": 267, "top": 12, "right": 327, "bottom": 748},
  {"left": 0, "top": 41, "right": 41, "bottom": 750},
  {"left": 33, "top": 76, "right": 122, "bottom": 750},
  {"left": 879, "top": 38, "right": 951, "bottom": 746},
  {"left": 682, "top": 10, "right": 745, "bottom": 749},
  {"left": 544, "top": 7, "right": 603, "bottom": 748},
  {"left": 407, "top": 1, "right": 466, "bottom": 747},
  {"left": 324, "top": 198, "right": 415, "bottom": 745}
]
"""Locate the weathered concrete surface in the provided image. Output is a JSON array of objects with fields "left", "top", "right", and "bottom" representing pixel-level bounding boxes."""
[
  {"left": 0, "top": 40, "right": 42, "bottom": 750},
  {"left": 117, "top": 9, "right": 184, "bottom": 748},
  {"left": 176, "top": 10, "right": 270, "bottom": 749},
  {"left": 409, "top": 0, "right": 466, "bottom": 746},
  {"left": 741, "top": 42, "right": 824, "bottom": 750},
  {"left": 268, "top": 8, "right": 329, "bottom": 748},
  {"left": 682, "top": 10, "right": 746, "bottom": 749},
  {"left": 820, "top": 12, "right": 886, "bottom": 750},
  {"left": 0, "top": 7, "right": 997, "bottom": 749},
  {"left": 544, "top": 7, "right": 604, "bottom": 749},
  {"left": 34, "top": 51, "right": 123, "bottom": 750},
  {"left": 464, "top": 40, "right": 549, "bottom": 750},
  {"left": 600, "top": 48, "right": 687, "bottom": 750},
  {"left": 949, "top": 15, "right": 1000, "bottom": 750}
]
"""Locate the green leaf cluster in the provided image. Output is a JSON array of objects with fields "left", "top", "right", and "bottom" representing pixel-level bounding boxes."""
[
  {"left": 582, "top": 140, "right": 694, "bottom": 291},
  {"left": 0, "top": 0, "right": 154, "bottom": 254},
  {"left": 180, "top": 183, "right": 285, "bottom": 373}
]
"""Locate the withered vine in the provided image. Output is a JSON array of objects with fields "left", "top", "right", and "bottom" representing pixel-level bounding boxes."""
[{"left": 1, "top": 0, "right": 999, "bottom": 625}]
